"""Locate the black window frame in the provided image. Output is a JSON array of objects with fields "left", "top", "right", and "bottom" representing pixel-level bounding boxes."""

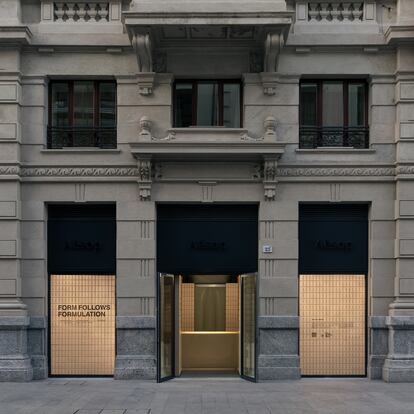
[
  {"left": 299, "top": 79, "right": 369, "bottom": 149},
  {"left": 48, "top": 79, "right": 117, "bottom": 149},
  {"left": 173, "top": 79, "right": 243, "bottom": 128}
]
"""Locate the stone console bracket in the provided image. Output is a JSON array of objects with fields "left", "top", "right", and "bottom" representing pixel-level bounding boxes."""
[{"left": 131, "top": 116, "right": 284, "bottom": 202}]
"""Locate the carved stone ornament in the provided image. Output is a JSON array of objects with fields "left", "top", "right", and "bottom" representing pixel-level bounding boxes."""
[
  {"left": 240, "top": 116, "right": 277, "bottom": 141},
  {"left": 263, "top": 157, "right": 278, "bottom": 201},
  {"left": 137, "top": 157, "right": 153, "bottom": 201},
  {"left": 260, "top": 72, "right": 280, "bottom": 96},
  {"left": 261, "top": 32, "right": 284, "bottom": 95},
  {"left": 131, "top": 32, "right": 155, "bottom": 95},
  {"left": 139, "top": 116, "right": 176, "bottom": 141},
  {"left": 264, "top": 32, "right": 284, "bottom": 73},
  {"left": 132, "top": 33, "right": 153, "bottom": 72}
]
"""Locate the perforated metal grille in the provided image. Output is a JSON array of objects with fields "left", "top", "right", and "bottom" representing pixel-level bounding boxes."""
[
  {"left": 181, "top": 283, "right": 194, "bottom": 331},
  {"left": 300, "top": 274, "right": 365, "bottom": 376},
  {"left": 50, "top": 274, "right": 115, "bottom": 376},
  {"left": 226, "top": 283, "right": 239, "bottom": 331}
]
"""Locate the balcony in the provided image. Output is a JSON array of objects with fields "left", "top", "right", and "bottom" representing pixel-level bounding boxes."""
[
  {"left": 299, "top": 126, "right": 369, "bottom": 149},
  {"left": 47, "top": 126, "right": 117, "bottom": 149}
]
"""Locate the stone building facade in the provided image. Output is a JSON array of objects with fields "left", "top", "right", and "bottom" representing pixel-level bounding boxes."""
[{"left": 0, "top": 0, "right": 413, "bottom": 382}]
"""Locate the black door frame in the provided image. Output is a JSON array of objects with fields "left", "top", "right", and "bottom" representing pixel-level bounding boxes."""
[
  {"left": 157, "top": 273, "right": 175, "bottom": 382},
  {"left": 240, "top": 273, "right": 258, "bottom": 382}
]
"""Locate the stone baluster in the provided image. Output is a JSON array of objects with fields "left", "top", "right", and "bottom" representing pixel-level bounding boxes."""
[
  {"left": 65, "top": 3, "right": 76, "bottom": 21},
  {"left": 331, "top": 3, "right": 341, "bottom": 21},
  {"left": 88, "top": 3, "right": 99, "bottom": 21},
  {"left": 319, "top": 3, "right": 330, "bottom": 21},
  {"left": 77, "top": 3, "right": 87, "bottom": 22},
  {"left": 308, "top": 3, "right": 319, "bottom": 21},
  {"left": 354, "top": 2, "right": 364, "bottom": 20},
  {"left": 97, "top": 3, "right": 108, "bottom": 22},
  {"left": 54, "top": 2, "right": 65, "bottom": 21},
  {"left": 342, "top": 2, "right": 352, "bottom": 21}
]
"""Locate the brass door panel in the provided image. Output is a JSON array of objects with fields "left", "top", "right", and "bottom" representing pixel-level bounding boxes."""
[
  {"left": 50, "top": 274, "right": 115, "bottom": 376},
  {"left": 300, "top": 274, "right": 365, "bottom": 376}
]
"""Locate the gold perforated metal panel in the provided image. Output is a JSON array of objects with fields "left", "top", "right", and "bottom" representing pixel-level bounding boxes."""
[
  {"left": 50, "top": 274, "right": 115, "bottom": 376},
  {"left": 181, "top": 283, "right": 194, "bottom": 331},
  {"left": 300, "top": 274, "right": 365, "bottom": 376},
  {"left": 226, "top": 283, "right": 239, "bottom": 331}
]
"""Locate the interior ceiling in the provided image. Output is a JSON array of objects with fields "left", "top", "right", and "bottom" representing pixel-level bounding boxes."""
[{"left": 183, "top": 275, "right": 238, "bottom": 284}]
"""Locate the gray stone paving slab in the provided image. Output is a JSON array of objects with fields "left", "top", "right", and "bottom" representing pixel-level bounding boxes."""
[{"left": 0, "top": 378, "right": 413, "bottom": 414}]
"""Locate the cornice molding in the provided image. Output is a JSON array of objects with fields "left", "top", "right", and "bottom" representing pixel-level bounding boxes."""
[
  {"left": 277, "top": 167, "right": 396, "bottom": 177},
  {"left": 19, "top": 167, "right": 139, "bottom": 177},
  {"left": 0, "top": 165, "right": 408, "bottom": 178}
]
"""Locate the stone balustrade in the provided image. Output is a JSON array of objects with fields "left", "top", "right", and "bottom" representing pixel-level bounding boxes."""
[
  {"left": 40, "top": 1, "right": 122, "bottom": 25},
  {"left": 308, "top": 2, "right": 364, "bottom": 22},
  {"left": 53, "top": 2, "right": 109, "bottom": 22},
  {"left": 296, "top": 1, "right": 377, "bottom": 25}
]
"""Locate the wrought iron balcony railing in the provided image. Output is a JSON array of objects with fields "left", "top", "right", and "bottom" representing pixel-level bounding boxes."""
[
  {"left": 47, "top": 126, "right": 117, "bottom": 149},
  {"left": 299, "top": 126, "right": 369, "bottom": 149}
]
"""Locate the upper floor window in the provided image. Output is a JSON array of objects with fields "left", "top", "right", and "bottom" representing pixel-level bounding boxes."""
[
  {"left": 48, "top": 80, "right": 117, "bottom": 149},
  {"left": 299, "top": 80, "right": 368, "bottom": 149},
  {"left": 174, "top": 80, "right": 241, "bottom": 128}
]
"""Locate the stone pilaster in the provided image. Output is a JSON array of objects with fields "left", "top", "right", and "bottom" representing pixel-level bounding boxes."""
[
  {"left": 383, "top": 46, "right": 414, "bottom": 381},
  {"left": 0, "top": 45, "right": 32, "bottom": 380},
  {"left": 114, "top": 201, "right": 156, "bottom": 379}
]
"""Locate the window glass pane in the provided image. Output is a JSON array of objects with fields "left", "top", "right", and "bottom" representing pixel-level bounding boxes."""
[
  {"left": 223, "top": 84, "right": 240, "bottom": 128},
  {"left": 300, "top": 83, "right": 317, "bottom": 126},
  {"left": 175, "top": 83, "right": 193, "bottom": 127},
  {"left": 322, "top": 82, "right": 343, "bottom": 127},
  {"left": 197, "top": 82, "right": 219, "bottom": 126},
  {"left": 74, "top": 81, "right": 94, "bottom": 127},
  {"left": 348, "top": 84, "right": 365, "bottom": 127},
  {"left": 99, "top": 83, "right": 116, "bottom": 127},
  {"left": 51, "top": 83, "right": 69, "bottom": 127}
]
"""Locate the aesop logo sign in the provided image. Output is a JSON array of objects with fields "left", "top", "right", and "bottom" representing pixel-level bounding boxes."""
[
  {"left": 315, "top": 240, "right": 352, "bottom": 251},
  {"left": 64, "top": 240, "right": 102, "bottom": 252}
]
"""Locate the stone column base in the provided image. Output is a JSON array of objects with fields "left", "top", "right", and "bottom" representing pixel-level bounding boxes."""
[
  {"left": 368, "top": 316, "right": 388, "bottom": 379},
  {"left": 257, "top": 316, "right": 300, "bottom": 381},
  {"left": 114, "top": 316, "right": 156, "bottom": 380},
  {"left": 258, "top": 355, "right": 300, "bottom": 380},
  {"left": 114, "top": 355, "right": 156, "bottom": 380},
  {"left": 383, "top": 316, "right": 414, "bottom": 383},
  {"left": 0, "top": 316, "right": 33, "bottom": 382}
]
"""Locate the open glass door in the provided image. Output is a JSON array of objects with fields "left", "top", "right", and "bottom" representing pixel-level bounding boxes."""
[
  {"left": 240, "top": 273, "right": 257, "bottom": 381},
  {"left": 157, "top": 273, "right": 175, "bottom": 382}
]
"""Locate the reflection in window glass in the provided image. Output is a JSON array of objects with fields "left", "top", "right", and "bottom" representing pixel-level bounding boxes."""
[
  {"left": 197, "top": 83, "right": 219, "bottom": 127},
  {"left": 223, "top": 84, "right": 240, "bottom": 128},
  {"left": 52, "top": 83, "right": 69, "bottom": 127},
  {"left": 74, "top": 81, "right": 94, "bottom": 127},
  {"left": 174, "top": 81, "right": 241, "bottom": 128},
  {"left": 175, "top": 83, "right": 193, "bottom": 127},
  {"left": 100, "top": 83, "right": 116, "bottom": 127},
  {"left": 348, "top": 84, "right": 365, "bottom": 127},
  {"left": 300, "top": 83, "right": 317, "bottom": 126},
  {"left": 323, "top": 82, "right": 343, "bottom": 127}
]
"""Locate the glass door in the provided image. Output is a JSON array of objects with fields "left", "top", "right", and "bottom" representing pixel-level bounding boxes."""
[
  {"left": 157, "top": 273, "right": 175, "bottom": 382},
  {"left": 240, "top": 273, "right": 257, "bottom": 381}
]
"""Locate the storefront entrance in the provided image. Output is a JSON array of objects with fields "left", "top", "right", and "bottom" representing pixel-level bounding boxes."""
[
  {"left": 299, "top": 204, "right": 368, "bottom": 377},
  {"left": 157, "top": 205, "right": 258, "bottom": 382},
  {"left": 158, "top": 273, "right": 256, "bottom": 381},
  {"left": 48, "top": 205, "right": 116, "bottom": 376}
]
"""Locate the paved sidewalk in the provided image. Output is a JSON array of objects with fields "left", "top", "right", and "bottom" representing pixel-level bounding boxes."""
[{"left": 0, "top": 377, "right": 413, "bottom": 414}]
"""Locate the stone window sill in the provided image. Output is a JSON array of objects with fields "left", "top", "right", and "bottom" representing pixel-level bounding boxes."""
[
  {"left": 296, "top": 148, "right": 376, "bottom": 154},
  {"left": 41, "top": 149, "right": 121, "bottom": 154}
]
